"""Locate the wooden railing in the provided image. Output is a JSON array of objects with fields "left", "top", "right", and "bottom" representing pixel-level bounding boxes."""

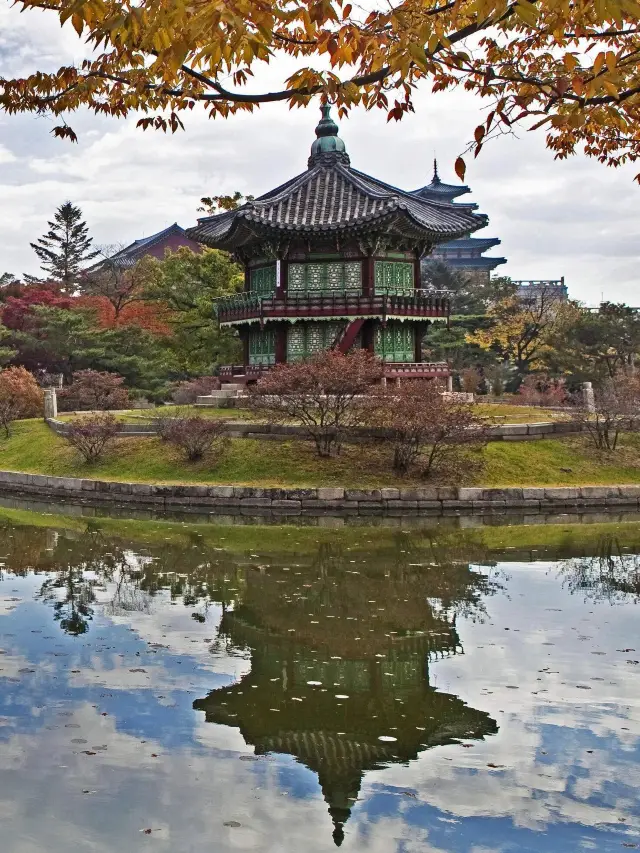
[
  {"left": 214, "top": 289, "right": 450, "bottom": 325},
  {"left": 218, "top": 361, "right": 450, "bottom": 383}
]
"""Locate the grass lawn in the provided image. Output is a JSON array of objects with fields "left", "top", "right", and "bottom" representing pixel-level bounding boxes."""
[
  {"left": 56, "top": 403, "right": 563, "bottom": 427},
  {"left": 473, "top": 403, "right": 567, "bottom": 423},
  {"left": 56, "top": 405, "right": 256, "bottom": 423},
  {"left": 0, "top": 418, "right": 638, "bottom": 487}
]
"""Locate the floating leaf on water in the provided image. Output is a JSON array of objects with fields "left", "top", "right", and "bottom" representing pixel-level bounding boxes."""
[{"left": 378, "top": 736, "right": 397, "bottom": 742}]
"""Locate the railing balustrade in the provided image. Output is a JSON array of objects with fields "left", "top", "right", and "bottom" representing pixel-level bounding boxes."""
[{"left": 213, "top": 288, "right": 451, "bottom": 323}]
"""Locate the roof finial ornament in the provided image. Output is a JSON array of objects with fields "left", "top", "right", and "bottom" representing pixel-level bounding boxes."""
[
  {"left": 433, "top": 158, "right": 440, "bottom": 183},
  {"left": 308, "top": 103, "right": 350, "bottom": 168}
]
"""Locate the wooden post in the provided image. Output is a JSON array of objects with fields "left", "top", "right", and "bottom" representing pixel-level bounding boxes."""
[
  {"left": 362, "top": 256, "right": 375, "bottom": 297},
  {"left": 275, "top": 323, "right": 287, "bottom": 363},
  {"left": 241, "top": 327, "right": 250, "bottom": 367},
  {"left": 244, "top": 263, "right": 250, "bottom": 293},
  {"left": 361, "top": 319, "right": 375, "bottom": 353},
  {"left": 414, "top": 322, "right": 427, "bottom": 363},
  {"left": 414, "top": 253, "right": 422, "bottom": 291},
  {"left": 278, "top": 259, "right": 289, "bottom": 296}
]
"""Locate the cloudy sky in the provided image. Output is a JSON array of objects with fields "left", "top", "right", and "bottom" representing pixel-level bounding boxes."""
[{"left": 0, "top": 5, "right": 638, "bottom": 305}]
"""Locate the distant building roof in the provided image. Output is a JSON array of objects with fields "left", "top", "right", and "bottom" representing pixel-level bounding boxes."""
[
  {"left": 411, "top": 160, "right": 473, "bottom": 203},
  {"left": 103, "top": 223, "right": 197, "bottom": 268}
]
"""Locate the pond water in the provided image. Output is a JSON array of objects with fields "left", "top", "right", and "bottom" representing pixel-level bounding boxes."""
[{"left": 0, "top": 509, "right": 638, "bottom": 852}]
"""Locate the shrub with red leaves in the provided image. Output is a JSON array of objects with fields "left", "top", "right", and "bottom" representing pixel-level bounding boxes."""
[
  {"left": 250, "top": 350, "right": 382, "bottom": 457},
  {"left": 59, "top": 370, "right": 131, "bottom": 412},
  {"left": 0, "top": 366, "right": 44, "bottom": 437}
]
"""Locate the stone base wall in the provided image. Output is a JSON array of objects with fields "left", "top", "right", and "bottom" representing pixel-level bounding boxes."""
[
  {"left": 0, "top": 469, "right": 639, "bottom": 517},
  {"left": 45, "top": 417, "right": 582, "bottom": 442}
]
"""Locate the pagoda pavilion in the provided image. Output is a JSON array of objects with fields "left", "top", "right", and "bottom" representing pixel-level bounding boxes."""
[
  {"left": 414, "top": 161, "right": 506, "bottom": 284},
  {"left": 186, "top": 107, "right": 486, "bottom": 384}
]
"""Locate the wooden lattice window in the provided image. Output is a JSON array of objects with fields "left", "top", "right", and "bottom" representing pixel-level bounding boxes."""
[
  {"left": 374, "top": 322, "right": 415, "bottom": 362},
  {"left": 249, "top": 328, "right": 276, "bottom": 364},
  {"left": 374, "top": 261, "right": 414, "bottom": 295},
  {"left": 287, "top": 262, "right": 362, "bottom": 293},
  {"left": 250, "top": 265, "right": 277, "bottom": 296},
  {"left": 286, "top": 322, "right": 343, "bottom": 361}
]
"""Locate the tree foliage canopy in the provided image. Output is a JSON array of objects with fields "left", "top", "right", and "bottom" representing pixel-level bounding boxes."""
[{"left": 3, "top": 1, "right": 640, "bottom": 176}]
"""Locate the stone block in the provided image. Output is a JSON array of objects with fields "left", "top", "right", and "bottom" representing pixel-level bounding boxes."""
[
  {"left": 482, "top": 488, "right": 524, "bottom": 502},
  {"left": 522, "top": 488, "right": 545, "bottom": 500},
  {"left": 234, "top": 487, "right": 267, "bottom": 498},
  {"left": 208, "top": 486, "right": 235, "bottom": 498},
  {"left": 442, "top": 500, "right": 465, "bottom": 509},
  {"left": 579, "top": 486, "right": 618, "bottom": 499},
  {"left": 618, "top": 485, "right": 640, "bottom": 498},
  {"left": 345, "top": 489, "right": 381, "bottom": 501},
  {"left": 240, "top": 498, "right": 273, "bottom": 507},
  {"left": 380, "top": 488, "right": 400, "bottom": 500},
  {"left": 271, "top": 499, "right": 302, "bottom": 509},
  {"left": 301, "top": 499, "right": 342, "bottom": 509},
  {"left": 502, "top": 424, "right": 530, "bottom": 435},
  {"left": 436, "top": 487, "right": 457, "bottom": 500},
  {"left": 386, "top": 500, "right": 418, "bottom": 509},
  {"left": 209, "top": 498, "right": 241, "bottom": 507},
  {"left": 317, "top": 487, "right": 345, "bottom": 501},
  {"left": 80, "top": 479, "right": 97, "bottom": 492},
  {"left": 417, "top": 501, "right": 443, "bottom": 511},
  {"left": 357, "top": 501, "right": 384, "bottom": 510},
  {"left": 472, "top": 500, "right": 507, "bottom": 510},
  {"left": 457, "top": 488, "right": 483, "bottom": 501},
  {"left": 279, "top": 488, "right": 318, "bottom": 501},
  {"left": 526, "top": 423, "right": 553, "bottom": 435},
  {"left": 544, "top": 487, "right": 579, "bottom": 501}
]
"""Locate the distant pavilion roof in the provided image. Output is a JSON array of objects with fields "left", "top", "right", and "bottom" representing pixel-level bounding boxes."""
[
  {"left": 411, "top": 160, "right": 473, "bottom": 203},
  {"left": 186, "top": 110, "right": 486, "bottom": 255}
]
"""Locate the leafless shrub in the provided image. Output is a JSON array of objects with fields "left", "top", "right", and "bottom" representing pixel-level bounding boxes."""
[
  {"left": 163, "top": 415, "right": 230, "bottom": 462},
  {"left": 366, "top": 381, "right": 487, "bottom": 479},
  {"left": 64, "top": 413, "right": 121, "bottom": 463}
]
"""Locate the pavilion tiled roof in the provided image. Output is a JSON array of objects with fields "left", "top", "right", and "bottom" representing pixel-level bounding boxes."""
[{"left": 187, "top": 112, "right": 485, "bottom": 252}]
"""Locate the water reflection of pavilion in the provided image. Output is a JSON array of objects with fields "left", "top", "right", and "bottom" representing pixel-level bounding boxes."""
[{"left": 194, "top": 564, "right": 498, "bottom": 846}]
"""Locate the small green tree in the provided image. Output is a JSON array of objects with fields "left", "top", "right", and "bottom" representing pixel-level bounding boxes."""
[
  {"left": 143, "top": 247, "right": 242, "bottom": 374},
  {"left": 27, "top": 202, "right": 99, "bottom": 291}
]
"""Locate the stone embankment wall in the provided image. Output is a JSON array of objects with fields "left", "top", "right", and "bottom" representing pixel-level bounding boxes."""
[
  {"left": 45, "top": 418, "right": 581, "bottom": 442},
  {"left": 0, "top": 469, "right": 638, "bottom": 516}
]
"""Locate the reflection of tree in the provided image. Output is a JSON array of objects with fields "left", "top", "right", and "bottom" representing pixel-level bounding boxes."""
[
  {"left": 37, "top": 566, "right": 97, "bottom": 635},
  {"left": 558, "top": 535, "right": 640, "bottom": 603}
]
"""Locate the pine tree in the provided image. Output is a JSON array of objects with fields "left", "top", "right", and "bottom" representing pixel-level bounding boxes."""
[{"left": 27, "top": 202, "right": 99, "bottom": 291}]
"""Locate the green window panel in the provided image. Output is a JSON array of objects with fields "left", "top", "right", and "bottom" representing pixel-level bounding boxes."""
[
  {"left": 250, "top": 265, "right": 277, "bottom": 296},
  {"left": 374, "top": 261, "right": 414, "bottom": 295},
  {"left": 287, "top": 262, "right": 362, "bottom": 293},
  {"left": 248, "top": 328, "right": 275, "bottom": 365},
  {"left": 286, "top": 322, "right": 343, "bottom": 361},
  {"left": 374, "top": 322, "right": 415, "bottom": 362}
]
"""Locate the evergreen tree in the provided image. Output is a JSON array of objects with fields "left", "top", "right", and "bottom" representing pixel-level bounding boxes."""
[{"left": 27, "top": 202, "right": 98, "bottom": 291}]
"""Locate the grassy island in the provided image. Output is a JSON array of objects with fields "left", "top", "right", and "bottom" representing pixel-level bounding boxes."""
[{"left": 0, "top": 417, "right": 638, "bottom": 489}]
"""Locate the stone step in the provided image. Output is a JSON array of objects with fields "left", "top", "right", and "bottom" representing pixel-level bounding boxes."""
[
  {"left": 196, "top": 391, "right": 237, "bottom": 404},
  {"left": 219, "top": 383, "right": 243, "bottom": 392}
]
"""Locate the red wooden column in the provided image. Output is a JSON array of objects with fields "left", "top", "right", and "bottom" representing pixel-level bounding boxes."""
[
  {"left": 275, "top": 323, "right": 287, "bottom": 363},
  {"left": 240, "top": 327, "right": 250, "bottom": 367},
  {"left": 414, "top": 321, "right": 428, "bottom": 363},
  {"left": 278, "top": 259, "right": 289, "bottom": 296},
  {"left": 414, "top": 252, "right": 422, "bottom": 291},
  {"left": 362, "top": 256, "right": 375, "bottom": 297}
]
